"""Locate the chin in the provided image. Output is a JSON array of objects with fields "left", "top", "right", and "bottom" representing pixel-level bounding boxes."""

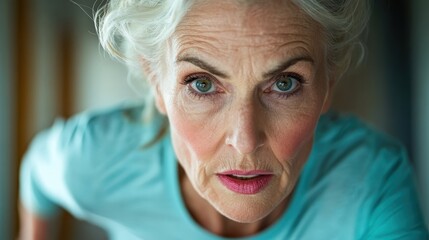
[
  {"left": 223, "top": 210, "right": 271, "bottom": 224},
  {"left": 209, "top": 190, "right": 284, "bottom": 223},
  {"left": 200, "top": 175, "right": 290, "bottom": 224}
]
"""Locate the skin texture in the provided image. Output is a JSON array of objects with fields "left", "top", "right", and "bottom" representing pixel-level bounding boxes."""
[{"left": 151, "top": 0, "right": 336, "bottom": 237}]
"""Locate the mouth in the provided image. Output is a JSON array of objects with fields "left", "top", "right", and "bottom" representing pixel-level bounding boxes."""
[{"left": 216, "top": 171, "right": 273, "bottom": 194}]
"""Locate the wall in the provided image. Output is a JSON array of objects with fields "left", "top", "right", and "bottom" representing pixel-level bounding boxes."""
[
  {"left": 412, "top": 0, "right": 429, "bottom": 225},
  {"left": 0, "top": 0, "right": 15, "bottom": 239},
  {"left": 73, "top": 11, "right": 136, "bottom": 113}
]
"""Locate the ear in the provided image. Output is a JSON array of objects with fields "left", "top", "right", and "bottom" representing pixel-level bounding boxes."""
[
  {"left": 154, "top": 85, "right": 167, "bottom": 115},
  {"left": 140, "top": 57, "right": 157, "bottom": 85},
  {"left": 140, "top": 57, "right": 167, "bottom": 115}
]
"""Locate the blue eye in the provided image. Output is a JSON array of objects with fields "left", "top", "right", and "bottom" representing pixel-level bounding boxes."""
[
  {"left": 271, "top": 74, "right": 300, "bottom": 93},
  {"left": 190, "top": 77, "right": 215, "bottom": 93}
]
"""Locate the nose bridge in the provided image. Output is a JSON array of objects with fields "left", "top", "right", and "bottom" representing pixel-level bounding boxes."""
[{"left": 226, "top": 98, "right": 265, "bottom": 155}]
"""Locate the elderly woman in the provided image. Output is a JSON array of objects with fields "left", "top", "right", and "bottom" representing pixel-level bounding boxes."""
[{"left": 19, "top": 0, "right": 427, "bottom": 239}]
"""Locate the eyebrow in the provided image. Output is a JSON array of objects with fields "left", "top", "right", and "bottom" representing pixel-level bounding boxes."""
[
  {"left": 263, "top": 56, "right": 314, "bottom": 79},
  {"left": 176, "top": 56, "right": 229, "bottom": 78},
  {"left": 176, "top": 55, "right": 314, "bottom": 79}
]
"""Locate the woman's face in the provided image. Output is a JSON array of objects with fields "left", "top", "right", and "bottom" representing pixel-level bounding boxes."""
[{"left": 154, "top": 0, "right": 333, "bottom": 223}]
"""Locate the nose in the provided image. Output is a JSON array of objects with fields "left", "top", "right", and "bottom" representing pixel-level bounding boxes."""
[{"left": 225, "top": 103, "right": 265, "bottom": 155}]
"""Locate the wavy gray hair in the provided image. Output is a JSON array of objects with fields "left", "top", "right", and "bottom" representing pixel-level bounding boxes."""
[{"left": 95, "top": 0, "right": 370, "bottom": 119}]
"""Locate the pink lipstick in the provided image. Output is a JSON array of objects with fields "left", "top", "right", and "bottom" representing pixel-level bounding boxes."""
[{"left": 217, "top": 170, "right": 273, "bottom": 194}]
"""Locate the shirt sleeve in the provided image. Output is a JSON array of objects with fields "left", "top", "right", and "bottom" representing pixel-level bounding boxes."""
[
  {"left": 19, "top": 116, "right": 90, "bottom": 218},
  {"left": 363, "top": 145, "right": 428, "bottom": 239}
]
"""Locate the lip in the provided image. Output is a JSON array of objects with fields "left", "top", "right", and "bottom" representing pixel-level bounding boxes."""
[
  {"left": 217, "top": 170, "right": 273, "bottom": 194},
  {"left": 219, "top": 170, "right": 273, "bottom": 175}
]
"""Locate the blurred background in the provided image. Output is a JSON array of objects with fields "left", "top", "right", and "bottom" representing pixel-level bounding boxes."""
[{"left": 0, "top": 0, "right": 428, "bottom": 239}]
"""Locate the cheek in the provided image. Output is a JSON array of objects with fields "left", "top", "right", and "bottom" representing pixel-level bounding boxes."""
[
  {"left": 168, "top": 108, "right": 221, "bottom": 164},
  {"left": 270, "top": 113, "right": 318, "bottom": 164}
]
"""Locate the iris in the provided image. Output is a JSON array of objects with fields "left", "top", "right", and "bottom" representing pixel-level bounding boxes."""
[
  {"left": 195, "top": 79, "right": 213, "bottom": 93},
  {"left": 275, "top": 76, "right": 294, "bottom": 92}
]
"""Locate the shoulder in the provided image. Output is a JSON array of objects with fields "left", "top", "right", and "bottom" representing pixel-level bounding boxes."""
[
  {"left": 48, "top": 102, "right": 165, "bottom": 152},
  {"left": 64, "top": 103, "right": 167, "bottom": 193},
  {"left": 293, "top": 112, "right": 427, "bottom": 238},
  {"left": 314, "top": 111, "right": 407, "bottom": 170},
  {"left": 22, "top": 102, "right": 169, "bottom": 216},
  {"left": 305, "top": 111, "right": 412, "bottom": 201},
  {"left": 313, "top": 113, "right": 428, "bottom": 238}
]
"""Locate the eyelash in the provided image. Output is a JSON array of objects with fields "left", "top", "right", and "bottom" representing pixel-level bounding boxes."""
[
  {"left": 181, "top": 73, "right": 220, "bottom": 100},
  {"left": 268, "top": 73, "right": 304, "bottom": 100},
  {"left": 181, "top": 72, "right": 305, "bottom": 100}
]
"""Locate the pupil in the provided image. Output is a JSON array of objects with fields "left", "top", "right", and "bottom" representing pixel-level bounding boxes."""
[
  {"left": 276, "top": 78, "right": 292, "bottom": 91},
  {"left": 196, "top": 79, "right": 212, "bottom": 92}
]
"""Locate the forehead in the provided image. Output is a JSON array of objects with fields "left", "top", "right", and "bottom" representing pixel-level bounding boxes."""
[
  {"left": 183, "top": 0, "right": 314, "bottom": 31},
  {"left": 172, "top": 0, "right": 324, "bottom": 60}
]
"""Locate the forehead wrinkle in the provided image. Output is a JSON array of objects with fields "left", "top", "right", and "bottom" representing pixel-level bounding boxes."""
[
  {"left": 179, "top": 0, "right": 317, "bottom": 36},
  {"left": 175, "top": 31, "right": 317, "bottom": 55},
  {"left": 232, "top": 44, "right": 316, "bottom": 82},
  {"left": 171, "top": 0, "right": 326, "bottom": 84},
  {"left": 175, "top": 2, "right": 321, "bottom": 52},
  {"left": 189, "top": 0, "right": 312, "bottom": 31},
  {"left": 176, "top": 15, "right": 319, "bottom": 49},
  {"left": 274, "top": 41, "right": 316, "bottom": 58},
  {"left": 178, "top": 18, "right": 314, "bottom": 38},
  {"left": 175, "top": 38, "right": 231, "bottom": 62}
]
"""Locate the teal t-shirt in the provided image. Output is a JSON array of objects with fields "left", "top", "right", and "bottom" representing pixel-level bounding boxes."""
[{"left": 20, "top": 103, "right": 428, "bottom": 239}]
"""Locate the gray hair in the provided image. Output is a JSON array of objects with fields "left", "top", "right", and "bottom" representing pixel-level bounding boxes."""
[{"left": 95, "top": 0, "right": 370, "bottom": 119}]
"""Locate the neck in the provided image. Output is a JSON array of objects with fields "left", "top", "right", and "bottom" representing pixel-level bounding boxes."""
[{"left": 178, "top": 166, "right": 290, "bottom": 238}]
